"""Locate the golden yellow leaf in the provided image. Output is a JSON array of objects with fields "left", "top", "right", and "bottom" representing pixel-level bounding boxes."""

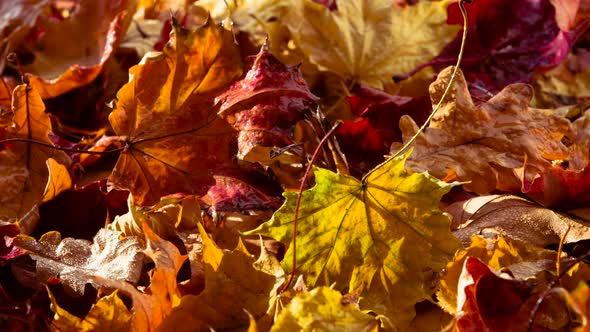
[
  {"left": 42, "top": 158, "right": 72, "bottom": 202},
  {"left": 49, "top": 289, "right": 132, "bottom": 332},
  {"left": 158, "top": 223, "right": 280, "bottom": 331},
  {"left": 281, "top": 0, "right": 459, "bottom": 88},
  {"left": 569, "top": 282, "right": 590, "bottom": 332},
  {"left": 532, "top": 49, "right": 590, "bottom": 108},
  {"left": 272, "top": 286, "right": 379, "bottom": 332}
]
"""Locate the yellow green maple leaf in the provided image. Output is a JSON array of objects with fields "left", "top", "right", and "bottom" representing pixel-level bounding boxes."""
[
  {"left": 48, "top": 289, "right": 132, "bottom": 332},
  {"left": 272, "top": 286, "right": 379, "bottom": 332},
  {"left": 281, "top": 0, "right": 459, "bottom": 88},
  {"left": 247, "top": 151, "right": 461, "bottom": 327}
]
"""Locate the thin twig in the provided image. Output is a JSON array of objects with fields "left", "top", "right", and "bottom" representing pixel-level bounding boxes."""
[{"left": 278, "top": 121, "right": 342, "bottom": 294}]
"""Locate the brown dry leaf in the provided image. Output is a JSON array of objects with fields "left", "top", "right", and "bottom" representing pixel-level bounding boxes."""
[
  {"left": 41, "top": 158, "right": 72, "bottom": 202},
  {"left": 158, "top": 223, "right": 280, "bottom": 332},
  {"left": 49, "top": 289, "right": 132, "bottom": 332},
  {"left": 107, "top": 18, "right": 242, "bottom": 206},
  {"left": 446, "top": 195, "right": 590, "bottom": 247},
  {"left": 395, "top": 66, "right": 572, "bottom": 194},
  {"left": 95, "top": 224, "right": 186, "bottom": 332},
  {"left": 0, "top": 84, "right": 70, "bottom": 233},
  {"left": 280, "top": 0, "right": 459, "bottom": 88},
  {"left": 437, "top": 235, "right": 559, "bottom": 316},
  {"left": 13, "top": 228, "right": 144, "bottom": 295},
  {"left": 21, "top": 0, "right": 136, "bottom": 98},
  {"left": 0, "top": 0, "right": 49, "bottom": 73}
]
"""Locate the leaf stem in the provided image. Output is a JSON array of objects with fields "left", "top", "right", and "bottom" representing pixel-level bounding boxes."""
[
  {"left": 278, "top": 121, "right": 342, "bottom": 295},
  {"left": 391, "top": 0, "right": 470, "bottom": 159},
  {"left": 0, "top": 138, "right": 126, "bottom": 155}
]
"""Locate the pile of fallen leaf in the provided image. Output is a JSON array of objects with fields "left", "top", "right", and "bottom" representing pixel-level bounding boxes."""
[{"left": 3, "top": 0, "right": 590, "bottom": 331}]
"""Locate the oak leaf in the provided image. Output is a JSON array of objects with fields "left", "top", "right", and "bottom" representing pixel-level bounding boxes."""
[
  {"left": 158, "top": 223, "right": 280, "bottom": 331},
  {"left": 395, "top": 66, "right": 572, "bottom": 195},
  {"left": 49, "top": 289, "right": 132, "bottom": 332},
  {"left": 248, "top": 151, "right": 461, "bottom": 327},
  {"left": 281, "top": 0, "right": 459, "bottom": 88},
  {"left": 520, "top": 109, "right": 590, "bottom": 207},
  {"left": 13, "top": 228, "right": 144, "bottom": 295},
  {"left": 1, "top": 84, "right": 70, "bottom": 233},
  {"left": 272, "top": 286, "right": 379, "bottom": 332},
  {"left": 108, "top": 19, "right": 243, "bottom": 206}
]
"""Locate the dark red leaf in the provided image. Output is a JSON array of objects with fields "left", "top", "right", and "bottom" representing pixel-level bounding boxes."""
[
  {"left": 431, "top": 0, "right": 588, "bottom": 101},
  {"left": 218, "top": 45, "right": 318, "bottom": 162}
]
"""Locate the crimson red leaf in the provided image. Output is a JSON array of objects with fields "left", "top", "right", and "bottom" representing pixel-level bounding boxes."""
[{"left": 218, "top": 46, "right": 318, "bottom": 162}]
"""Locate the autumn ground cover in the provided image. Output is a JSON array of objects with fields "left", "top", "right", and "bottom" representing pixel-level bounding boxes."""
[{"left": 3, "top": 0, "right": 590, "bottom": 331}]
